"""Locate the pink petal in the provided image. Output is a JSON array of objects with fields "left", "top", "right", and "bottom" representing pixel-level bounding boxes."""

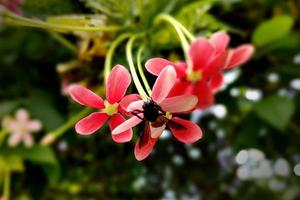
[
  {"left": 8, "top": 132, "right": 22, "bottom": 147},
  {"left": 209, "top": 31, "right": 230, "bottom": 54},
  {"left": 145, "top": 58, "right": 174, "bottom": 76},
  {"left": 151, "top": 66, "right": 177, "bottom": 103},
  {"left": 150, "top": 124, "right": 166, "bottom": 138},
  {"left": 168, "top": 80, "right": 191, "bottom": 97},
  {"left": 112, "top": 115, "right": 143, "bottom": 135},
  {"left": 160, "top": 95, "right": 198, "bottom": 113},
  {"left": 23, "top": 134, "right": 34, "bottom": 147},
  {"left": 169, "top": 117, "right": 203, "bottom": 143},
  {"left": 75, "top": 112, "right": 109, "bottom": 135},
  {"left": 109, "top": 113, "right": 133, "bottom": 143},
  {"left": 210, "top": 73, "right": 224, "bottom": 92},
  {"left": 106, "top": 64, "right": 132, "bottom": 104},
  {"left": 127, "top": 100, "right": 144, "bottom": 112},
  {"left": 203, "top": 51, "right": 228, "bottom": 78},
  {"left": 174, "top": 62, "right": 188, "bottom": 78},
  {"left": 27, "top": 120, "right": 42, "bottom": 131},
  {"left": 134, "top": 137, "right": 158, "bottom": 161},
  {"left": 193, "top": 81, "right": 214, "bottom": 109},
  {"left": 68, "top": 84, "right": 105, "bottom": 109},
  {"left": 16, "top": 109, "right": 29, "bottom": 122},
  {"left": 189, "top": 38, "right": 215, "bottom": 70},
  {"left": 226, "top": 44, "right": 255, "bottom": 69},
  {"left": 119, "top": 94, "right": 142, "bottom": 116}
]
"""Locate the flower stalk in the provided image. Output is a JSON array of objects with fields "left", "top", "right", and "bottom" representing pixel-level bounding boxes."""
[
  {"left": 137, "top": 45, "right": 152, "bottom": 96},
  {"left": 126, "top": 35, "right": 149, "bottom": 100}
]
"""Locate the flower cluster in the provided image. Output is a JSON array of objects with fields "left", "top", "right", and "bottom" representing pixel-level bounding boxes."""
[{"left": 68, "top": 31, "right": 254, "bottom": 161}]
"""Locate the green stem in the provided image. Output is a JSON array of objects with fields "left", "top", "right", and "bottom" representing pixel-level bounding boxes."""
[
  {"left": 3, "top": 170, "right": 10, "bottom": 200},
  {"left": 126, "top": 35, "right": 148, "bottom": 100},
  {"left": 0, "top": 129, "right": 9, "bottom": 147},
  {"left": 41, "top": 108, "right": 92, "bottom": 145},
  {"left": 49, "top": 32, "right": 77, "bottom": 53},
  {"left": 155, "top": 14, "right": 191, "bottom": 55},
  {"left": 103, "top": 33, "right": 131, "bottom": 82},
  {"left": 3, "top": 11, "right": 122, "bottom": 33},
  {"left": 136, "top": 45, "right": 152, "bottom": 96}
]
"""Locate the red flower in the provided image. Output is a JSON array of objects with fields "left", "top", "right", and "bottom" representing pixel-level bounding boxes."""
[
  {"left": 146, "top": 31, "right": 254, "bottom": 109},
  {"left": 68, "top": 65, "right": 139, "bottom": 143},
  {"left": 0, "top": 0, "right": 24, "bottom": 14},
  {"left": 112, "top": 66, "right": 203, "bottom": 161}
]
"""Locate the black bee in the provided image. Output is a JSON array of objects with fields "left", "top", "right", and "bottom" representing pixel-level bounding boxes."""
[{"left": 131, "top": 99, "right": 186, "bottom": 148}]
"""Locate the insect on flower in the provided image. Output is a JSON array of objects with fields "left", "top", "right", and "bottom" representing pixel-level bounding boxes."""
[{"left": 112, "top": 66, "right": 203, "bottom": 161}]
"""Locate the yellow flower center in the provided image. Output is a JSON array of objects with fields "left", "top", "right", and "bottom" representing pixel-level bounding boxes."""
[
  {"left": 103, "top": 101, "right": 119, "bottom": 116},
  {"left": 165, "top": 112, "right": 172, "bottom": 120},
  {"left": 187, "top": 70, "right": 202, "bottom": 83}
]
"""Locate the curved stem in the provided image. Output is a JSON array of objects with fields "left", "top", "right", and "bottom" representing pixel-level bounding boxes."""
[
  {"left": 136, "top": 45, "right": 152, "bottom": 96},
  {"left": 103, "top": 33, "right": 131, "bottom": 82},
  {"left": 126, "top": 35, "right": 148, "bottom": 100},
  {"left": 3, "top": 11, "right": 122, "bottom": 33},
  {"left": 40, "top": 108, "right": 92, "bottom": 145},
  {"left": 155, "top": 14, "right": 193, "bottom": 56}
]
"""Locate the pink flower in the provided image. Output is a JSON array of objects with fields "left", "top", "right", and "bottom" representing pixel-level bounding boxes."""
[
  {"left": 68, "top": 65, "right": 139, "bottom": 143},
  {"left": 112, "top": 66, "right": 203, "bottom": 161},
  {"left": 2, "top": 108, "right": 42, "bottom": 147},
  {"left": 0, "top": 0, "right": 24, "bottom": 14},
  {"left": 146, "top": 31, "right": 254, "bottom": 109}
]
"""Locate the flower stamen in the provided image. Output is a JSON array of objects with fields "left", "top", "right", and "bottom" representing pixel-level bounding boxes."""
[{"left": 103, "top": 101, "right": 118, "bottom": 116}]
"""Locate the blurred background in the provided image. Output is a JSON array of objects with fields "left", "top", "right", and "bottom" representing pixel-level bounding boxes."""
[{"left": 0, "top": 0, "right": 300, "bottom": 199}]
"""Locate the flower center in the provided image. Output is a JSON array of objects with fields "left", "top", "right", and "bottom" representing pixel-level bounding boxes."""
[
  {"left": 104, "top": 101, "right": 119, "bottom": 116},
  {"left": 187, "top": 70, "right": 202, "bottom": 83},
  {"left": 165, "top": 112, "right": 172, "bottom": 120}
]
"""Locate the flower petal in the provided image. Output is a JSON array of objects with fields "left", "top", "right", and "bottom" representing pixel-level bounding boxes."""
[
  {"left": 112, "top": 115, "right": 143, "bottom": 135},
  {"left": 160, "top": 95, "right": 198, "bottom": 113},
  {"left": 226, "top": 44, "right": 254, "bottom": 69},
  {"left": 109, "top": 113, "right": 133, "bottom": 143},
  {"left": 127, "top": 100, "right": 144, "bottom": 112},
  {"left": 119, "top": 94, "right": 142, "bottom": 116},
  {"left": 168, "top": 80, "right": 191, "bottom": 97},
  {"left": 193, "top": 81, "right": 214, "bottom": 109},
  {"left": 23, "top": 134, "right": 34, "bottom": 147},
  {"left": 8, "top": 132, "right": 22, "bottom": 147},
  {"left": 68, "top": 84, "right": 104, "bottom": 109},
  {"left": 189, "top": 38, "right": 215, "bottom": 70},
  {"left": 27, "top": 120, "right": 42, "bottom": 131},
  {"left": 203, "top": 51, "right": 228, "bottom": 78},
  {"left": 106, "top": 64, "right": 132, "bottom": 104},
  {"left": 145, "top": 58, "right": 174, "bottom": 76},
  {"left": 134, "top": 137, "right": 158, "bottom": 161},
  {"left": 169, "top": 117, "right": 203, "bottom": 143},
  {"left": 151, "top": 66, "right": 177, "bottom": 103},
  {"left": 209, "top": 31, "right": 230, "bottom": 54},
  {"left": 210, "top": 72, "right": 224, "bottom": 92},
  {"left": 75, "top": 112, "right": 109, "bottom": 135},
  {"left": 150, "top": 124, "right": 166, "bottom": 138},
  {"left": 16, "top": 109, "right": 29, "bottom": 122}
]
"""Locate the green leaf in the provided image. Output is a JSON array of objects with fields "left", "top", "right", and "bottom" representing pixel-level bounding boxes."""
[
  {"left": 253, "top": 95, "right": 295, "bottom": 131},
  {"left": 5, "top": 155, "right": 24, "bottom": 172},
  {"left": 24, "top": 90, "right": 65, "bottom": 131},
  {"left": 252, "top": 15, "right": 294, "bottom": 47},
  {"left": 0, "top": 100, "right": 20, "bottom": 118},
  {"left": 0, "top": 146, "right": 61, "bottom": 184}
]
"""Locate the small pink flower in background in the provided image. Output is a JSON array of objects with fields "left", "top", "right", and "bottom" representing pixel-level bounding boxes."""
[
  {"left": 2, "top": 108, "right": 42, "bottom": 147},
  {"left": 0, "top": 0, "right": 24, "bottom": 14},
  {"left": 68, "top": 65, "right": 139, "bottom": 143},
  {"left": 146, "top": 31, "right": 254, "bottom": 109},
  {"left": 112, "top": 66, "right": 203, "bottom": 161}
]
